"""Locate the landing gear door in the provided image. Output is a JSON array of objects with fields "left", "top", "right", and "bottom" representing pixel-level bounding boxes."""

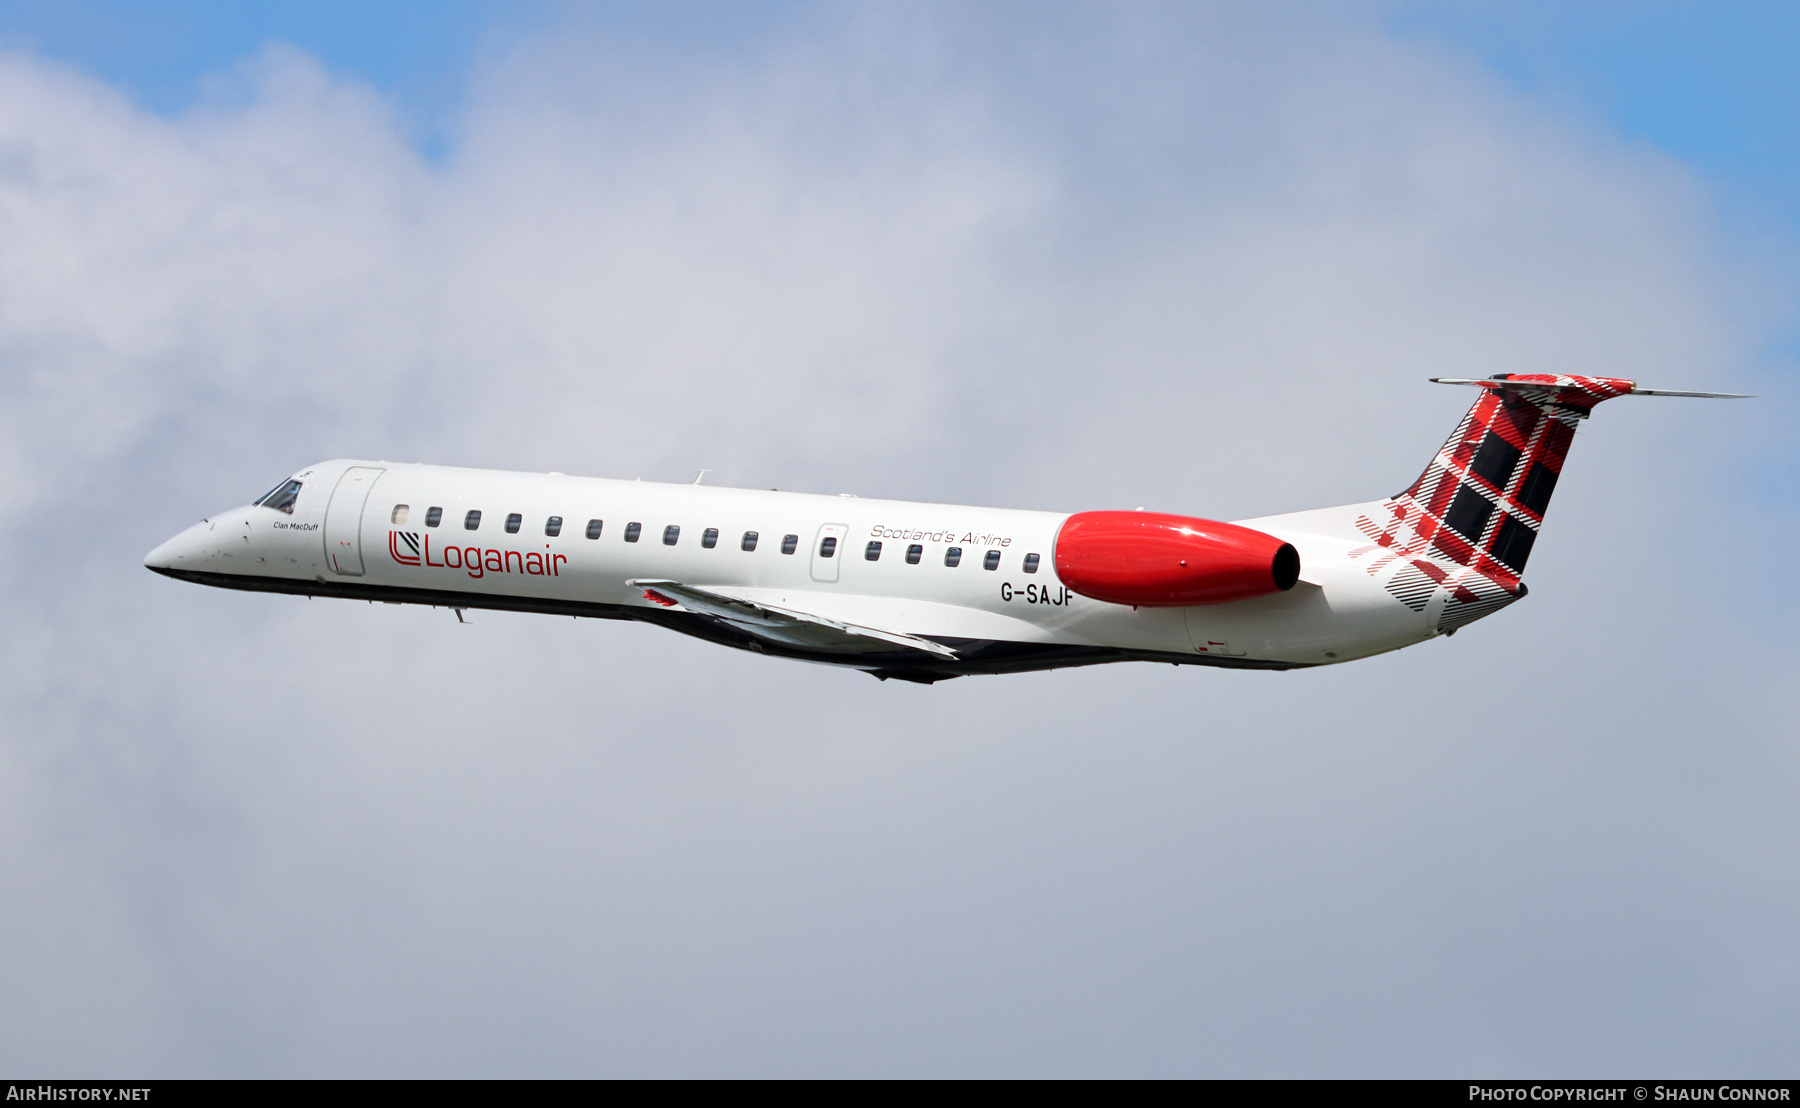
[
  {"left": 810, "top": 523, "right": 849, "bottom": 583},
  {"left": 324, "top": 466, "right": 385, "bottom": 576}
]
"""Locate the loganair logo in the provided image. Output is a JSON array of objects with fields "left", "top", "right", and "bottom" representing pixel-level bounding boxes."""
[{"left": 388, "top": 530, "right": 567, "bottom": 580}]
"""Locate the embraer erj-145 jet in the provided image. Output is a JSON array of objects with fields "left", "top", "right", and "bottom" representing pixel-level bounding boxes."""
[{"left": 147, "top": 375, "right": 1741, "bottom": 683}]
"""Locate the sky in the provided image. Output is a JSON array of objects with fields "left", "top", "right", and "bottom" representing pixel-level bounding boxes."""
[{"left": 0, "top": 1, "right": 1794, "bottom": 1077}]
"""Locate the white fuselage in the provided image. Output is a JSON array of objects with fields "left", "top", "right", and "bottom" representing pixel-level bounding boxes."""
[{"left": 145, "top": 459, "right": 1438, "bottom": 680}]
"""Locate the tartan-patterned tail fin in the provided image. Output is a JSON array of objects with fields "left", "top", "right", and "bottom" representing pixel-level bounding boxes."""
[{"left": 1352, "top": 374, "right": 1746, "bottom": 633}]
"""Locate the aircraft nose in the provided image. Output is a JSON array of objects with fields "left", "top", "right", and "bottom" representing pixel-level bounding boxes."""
[{"left": 144, "top": 521, "right": 214, "bottom": 574}]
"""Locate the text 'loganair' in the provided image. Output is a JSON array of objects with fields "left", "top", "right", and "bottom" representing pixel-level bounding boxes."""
[{"left": 146, "top": 376, "right": 1744, "bottom": 684}]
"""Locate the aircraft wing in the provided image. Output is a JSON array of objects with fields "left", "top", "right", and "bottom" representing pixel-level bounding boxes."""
[{"left": 625, "top": 579, "right": 960, "bottom": 659}]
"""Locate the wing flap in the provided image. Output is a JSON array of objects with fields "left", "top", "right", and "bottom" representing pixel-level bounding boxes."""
[{"left": 626, "top": 579, "right": 959, "bottom": 659}]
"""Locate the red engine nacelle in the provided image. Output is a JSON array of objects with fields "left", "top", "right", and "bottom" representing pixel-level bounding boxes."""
[{"left": 1052, "top": 511, "right": 1300, "bottom": 607}]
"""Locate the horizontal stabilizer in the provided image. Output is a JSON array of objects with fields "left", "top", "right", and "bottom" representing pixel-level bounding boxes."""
[
  {"left": 1624, "top": 387, "right": 1755, "bottom": 398},
  {"left": 625, "top": 579, "right": 959, "bottom": 659},
  {"left": 1430, "top": 376, "right": 1752, "bottom": 399}
]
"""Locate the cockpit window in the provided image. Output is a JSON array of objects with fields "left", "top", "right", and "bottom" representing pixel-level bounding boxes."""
[{"left": 255, "top": 479, "right": 303, "bottom": 515}]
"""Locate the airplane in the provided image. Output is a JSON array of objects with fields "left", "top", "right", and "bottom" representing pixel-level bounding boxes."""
[{"left": 145, "top": 374, "right": 1744, "bottom": 683}]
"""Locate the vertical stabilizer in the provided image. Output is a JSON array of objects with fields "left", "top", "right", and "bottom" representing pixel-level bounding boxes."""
[{"left": 1353, "top": 374, "right": 1637, "bottom": 633}]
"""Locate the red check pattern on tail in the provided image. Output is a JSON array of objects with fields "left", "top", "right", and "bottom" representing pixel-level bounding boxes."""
[{"left": 1351, "top": 374, "right": 1635, "bottom": 632}]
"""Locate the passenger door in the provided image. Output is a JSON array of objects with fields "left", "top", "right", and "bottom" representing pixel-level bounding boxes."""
[
  {"left": 810, "top": 523, "right": 849, "bottom": 583},
  {"left": 323, "top": 466, "right": 385, "bottom": 576}
]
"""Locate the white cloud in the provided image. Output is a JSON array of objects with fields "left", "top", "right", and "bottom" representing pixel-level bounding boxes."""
[{"left": 0, "top": 6, "right": 1792, "bottom": 1075}]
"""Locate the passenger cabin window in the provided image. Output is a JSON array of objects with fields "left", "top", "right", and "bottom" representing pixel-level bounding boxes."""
[
  {"left": 983, "top": 550, "right": 1001, "bottom": 570},
  {"left": 663, "top": 525, "right": 681, "bottom": 546},
  {"left": 425, "top": 506, "right": 443, "bottom": 528},
  {"left": 545, "top": 516, "right": 563, "bottom": 537},
  {"left": 255, "top": 479, "right": 303, "bottom": 515},
  {"left": 702, "top": 528, "right": 719, "bottom": 549},
  {"left": 819, "top": 536, "right": 838, "bottom": 558},
  {"left": 742, "top": 531, "right": 759, "bottom": 551},
  {"left": 464, "top": 510, "right": 482, "bottom": 530},
  {"left": 781, "top": 534, "right": 798, "bottom": 555},
  {"left": 906, "top": 544, "right": 922, "bottom": 564},
  {"left": 391, "top": 504, "right": 409, "bottom": 525},
  {"left": 1023, "top": 553, "right": 1040, "bottom": 573},
  {"left": 944, "top": 547, "right": 962, "bottom": 567},
  {"left": 624, "top": 522, "right": 642, "bottom": 542},
  {"left": 505, "top": 513, "right": 523, "bottom": 534},
  {"left": 585, "top": 519, "right": 603, "bottom": 539},
  {"left": 865, "top": 541, "right": 882, "bottom": 561}
]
